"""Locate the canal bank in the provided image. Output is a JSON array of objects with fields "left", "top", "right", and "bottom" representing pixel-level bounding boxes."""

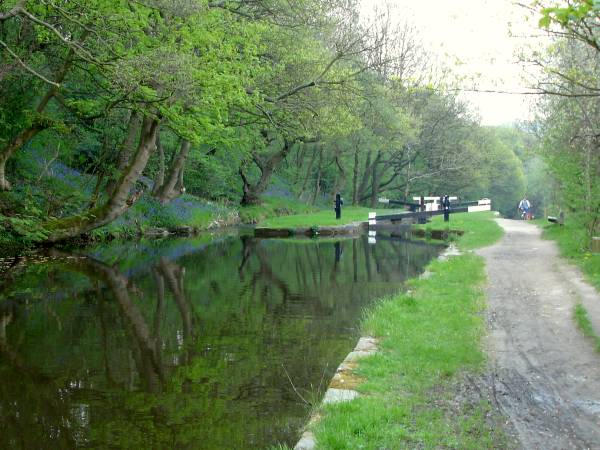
[{"left": 293, "top": 212, "right": 509, "bottom": 449}]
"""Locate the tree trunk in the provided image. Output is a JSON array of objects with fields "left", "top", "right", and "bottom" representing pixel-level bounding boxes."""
[
  {"left": 356, "top": 149, "right": 373, "bottom": 205},
  {"left": 177, "top": 163, "right": 184, "bottom": 191},
  {"left": 298, "top": 145, "right": 317, "bottom": 201},
  {"left": 154, "top": 139, "right": 190, "bottom": 203},
  {"left": 292, "top": 142, "right": 305, "bottom": 186},
  {"left": 404, "top": 158, "right": 412, "bottom": 200},
  {"left": 0, "top": 124, "right": 47, "bottom": 190},
  {"left": 106, "top": 111, "right": 141, "bottom": 196},
  {"left": 239, "top": 139, "right": 294, "bottom": 206},
  {"left": 369, "top": 153, "right": 382, "bottom": 208},
  {"left": 331, "top": 145, "right": 346, "bottom": 199},
  {"left": 369, "top": 170, "right": 381, "bottom": 208},
  {"left": 151, "top": 132, "right": 165, "bottom": 195},
  {"left": 88, "top": 171, "right": 106, "bottom": 210},
  {"left": 310, "top": 146, "right": 323, "bottom": 205},
  {"left": 352, "top": 146, "right": 360, "bottom": 205},
  {"left": 44, "top": 116, "right": 159, "bottom": 242},
  {"left": 117, "top": 111, "right": 141, "bottom": 171},
  {"left": 239, "top": 167, "right": 264, "bottom": 206},
  {"left": 88, "top": 133, "right": 111, "bottom": 209}
]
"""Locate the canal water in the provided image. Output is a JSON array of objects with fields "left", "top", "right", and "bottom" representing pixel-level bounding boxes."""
[{"left": 0, "top": 233, "right": 441, "bottom": 449}]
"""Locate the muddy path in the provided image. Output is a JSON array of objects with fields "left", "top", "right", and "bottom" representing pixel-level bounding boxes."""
[{"left": 477, "top": 219, "right": 600, "bottom": 449}]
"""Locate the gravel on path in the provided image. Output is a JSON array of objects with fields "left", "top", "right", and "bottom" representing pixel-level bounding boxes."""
[{"left": 478, "top": 219, "right": 600, "bottom": 450}]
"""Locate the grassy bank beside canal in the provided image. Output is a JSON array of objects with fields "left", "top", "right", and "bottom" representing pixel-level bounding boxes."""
[
  {"left": 0, "top": 186, "right": 315, "bottom": 249},
  {"left": 258, "top": 207, "right": 393, "bottom": 228},
  {"left": 419, "top": 211, "right": 503, "bottom": 250},
  {"left": 310, "top": 212, "right": 506, "bottom": 449}
]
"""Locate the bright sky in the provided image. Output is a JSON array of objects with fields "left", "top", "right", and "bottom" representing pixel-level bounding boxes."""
[{"left": 361, "top": 0, "right": 539, "bottom": 125}]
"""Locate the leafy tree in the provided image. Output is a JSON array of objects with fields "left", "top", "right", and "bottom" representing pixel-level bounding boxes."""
[{"left": 523, "top": 1, "right": 600, "bottom": 234}]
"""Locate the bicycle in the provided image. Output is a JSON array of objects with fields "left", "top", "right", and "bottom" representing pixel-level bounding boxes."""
[{"left": 520, "top": 209, "right": 533, "bottom": 220}]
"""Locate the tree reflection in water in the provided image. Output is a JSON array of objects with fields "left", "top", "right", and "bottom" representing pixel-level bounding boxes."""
[{"left": 0, "top": 235, "right": 441, "bottom": 448}]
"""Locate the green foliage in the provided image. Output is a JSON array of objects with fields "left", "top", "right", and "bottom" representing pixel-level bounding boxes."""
[
  {"left": 531, "top": 1, "right": 600, "bottom": 236},
  {"left": 532, "top": 90, "right": 600, "bottom": 233},
  {"left": 539, "top": 1, "right": 595, "bottom": 28},
  {"left": 0, "top": 0, "right": 547, "bottom": 243},
  {"left": 0, "top": 213, "right": 47, "bottom": 247},
  {"left": 457, "top": 127, "right": 526, "bottom": 218}
]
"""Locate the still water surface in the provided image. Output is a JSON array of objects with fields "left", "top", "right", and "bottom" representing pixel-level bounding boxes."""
[{"left": 0, "top": 233, "right": 441, "bottom": 449}]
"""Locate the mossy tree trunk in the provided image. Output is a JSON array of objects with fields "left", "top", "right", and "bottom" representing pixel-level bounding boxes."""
[
  {"left": 44, "top": 116, "right": 160, "bottom": 242},
  {"left": 106, "top": 110, "right": 142, "bottom": 196}
]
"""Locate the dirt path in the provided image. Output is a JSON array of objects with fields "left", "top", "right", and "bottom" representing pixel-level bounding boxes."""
[{"left": 477, "top": 219, "right": 600, "bottom": 450}]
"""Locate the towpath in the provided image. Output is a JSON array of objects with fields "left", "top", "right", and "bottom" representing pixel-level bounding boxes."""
[{"left": 477, "top": 219, "right": 600, "bottom": 449}]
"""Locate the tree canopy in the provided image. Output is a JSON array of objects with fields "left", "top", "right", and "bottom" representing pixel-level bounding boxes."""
[{"left": 0, "top": 0, "right": 530, "bottom": 243}]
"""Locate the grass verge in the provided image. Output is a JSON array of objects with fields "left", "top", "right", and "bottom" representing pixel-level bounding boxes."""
[
  {"left": 574, "top": 304, "right": 600, "bottom": 353},
  {"left": 311, "top": 212, "right": 506, "bottom": 449},
  {"left": 538, "top": 216, "right": 600, "bottom": 290},
  {"left": 238, "top": 196, "right": 316, "bottom": 224},
  {"left": 420, "top": 211, "right": 504, "bottom": 250},
  {"left": 258, "top": 207, "right": 397, "bottom": 228}
]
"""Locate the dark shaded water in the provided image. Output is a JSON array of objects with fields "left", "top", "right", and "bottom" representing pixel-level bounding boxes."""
[{"left": 0, "top": 233, "right": 441, "bottom": 449}]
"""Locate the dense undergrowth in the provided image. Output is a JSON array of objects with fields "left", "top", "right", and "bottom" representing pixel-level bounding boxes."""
[{"left": 0, "top": 149, "right": 317, "bottom": 250}]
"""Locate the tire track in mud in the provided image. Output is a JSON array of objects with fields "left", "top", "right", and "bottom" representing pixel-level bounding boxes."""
[{"left": 477, "top": 219, "right": 600, "bottom": 449}]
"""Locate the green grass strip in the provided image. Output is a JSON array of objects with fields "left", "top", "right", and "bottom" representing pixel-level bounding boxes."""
[
  {"left": 258, "top": 207, "right": 396, "bottom": 228},
  {"left": 314, "top": 254, "right": 507, "bottom": 449},
  {"left": 422, "top": 211, "right": 504, "bottom": 250},
  {"left": 239, "top": 196, "right": 318, "bottom": 224},
  {"left": 311, "top": 212, "right": 506, "bottom": 449},
  {"left": 539, "top": 218, "right": 600, "bottom": 291},
  {"left": 574, "top": 304, "right": 600, "bottom": 352}
]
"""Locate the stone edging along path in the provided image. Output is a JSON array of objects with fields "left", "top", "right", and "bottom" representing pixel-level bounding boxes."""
[
  {"left": 294, "top": 336, "right": 379, "bottom": 450},
  {"left": 254, "top": 222, "right": 464, "bottom": 240},
  {"left": 293, "top": 244, "right": 461, "bottom": 450},
  {"left": 254, "top": 222, "right": 367, "bottom": 238}
]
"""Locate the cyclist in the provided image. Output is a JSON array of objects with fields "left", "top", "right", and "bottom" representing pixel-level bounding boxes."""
[{"left": 518, "top": 196, "right": 531, "bottom": 220}]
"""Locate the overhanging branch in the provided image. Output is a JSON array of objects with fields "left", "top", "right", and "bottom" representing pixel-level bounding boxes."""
[{"left": 0, "top": 39, "right": 60, "bottom": 87}]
